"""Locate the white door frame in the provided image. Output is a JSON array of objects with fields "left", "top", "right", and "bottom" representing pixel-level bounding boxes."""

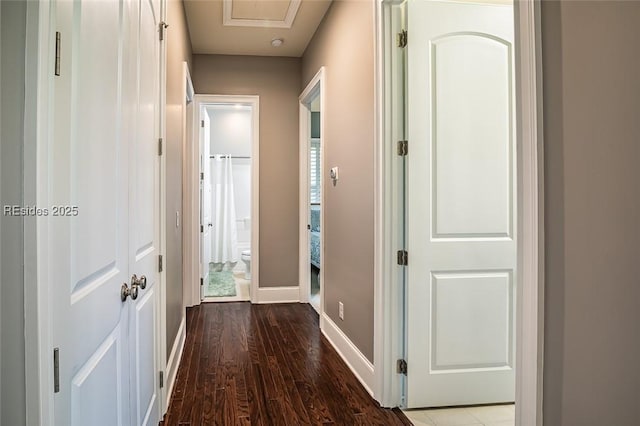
[
  {"left": 157, "top": 0, "right": 168, "bottom": 416},
  {"left": 190, "top": 94, "right": 260, "bottom": 304},
  {"left": 26, "top": 0, "right": 168, "bottom": 423},
  {"left": 372, "top": 1, "right": 544, "bottom": 425},
  {"left": 298, "top": 67, "right": 326, "bottom": 325},
  {"left": 182, "top": 62, "right": 197, "bottom": 310}
]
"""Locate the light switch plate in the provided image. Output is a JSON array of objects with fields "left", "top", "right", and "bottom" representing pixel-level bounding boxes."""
[{"left": 330, "top": 166, "right": 339, "bottom": 181}]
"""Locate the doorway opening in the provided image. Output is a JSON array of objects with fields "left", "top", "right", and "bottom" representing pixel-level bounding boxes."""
[
  {"left": 196, "top": 96, "right": 260, "bottom": 303},
  {"left": 299, "top": 68, "right": 325, "bottom": 317}
]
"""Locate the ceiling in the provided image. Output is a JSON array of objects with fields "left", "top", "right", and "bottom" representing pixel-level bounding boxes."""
[{"left": 184, "top": 0, "right": 333, "bottom": 57}]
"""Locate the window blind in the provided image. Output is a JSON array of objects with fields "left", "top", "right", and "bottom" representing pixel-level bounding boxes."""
[{"left": 310, "top": 138, "right": 321, "bottom": 203}]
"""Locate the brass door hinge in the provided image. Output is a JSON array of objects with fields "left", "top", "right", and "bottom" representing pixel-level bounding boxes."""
[
  {"left": 159, "top": 22, "right": 169, "bottom": 41},
  {"left": 55, "top": 32, "right": 61, "bottom": 76},
  {"left": 397, "top": 140, "right": 408, "bottom": 156},
  {"left": 397, "top": 359, "right": 408, "bottom": 375},
  {"left": 397, "top": 250, "right": 408, "bottom": 266},
  {"left": 397, "top": 30, "right": 407, "bottom": 48}
]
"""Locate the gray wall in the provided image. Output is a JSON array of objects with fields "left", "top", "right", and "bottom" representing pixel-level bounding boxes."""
[
  {"left": 301, "top": 0, "right": 376, "bottom": 361},
  {"left": 0, "top": 1, "right": 27, "bottom": 424},
  {"left": 541, "top": 1, "right": 640, "bottom": 424},
  {"left": 165, "top": 0, "right": 192, "bottom": 356},
  {"left": 193, "top": 54, "right": 302, "bottom": 288}
]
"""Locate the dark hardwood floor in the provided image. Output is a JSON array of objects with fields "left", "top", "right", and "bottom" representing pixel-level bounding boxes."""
[{"left": 161, "top": 302, "right": 411, "bottom": 425}]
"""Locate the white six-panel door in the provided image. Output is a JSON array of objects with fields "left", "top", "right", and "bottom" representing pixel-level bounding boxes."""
[
  {"left": 51, "top": 0, "right": 162, "bottom": 424},
  {"left": 406, "top": 0, "right": 516, "bottom": 408}
]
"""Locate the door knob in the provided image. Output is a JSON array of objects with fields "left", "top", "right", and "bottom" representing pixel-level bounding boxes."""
[
  {"left": 121, "top": 282, "right": 139, "bottom": 301},
  {"left": 131, "top": 274, "right": 144, "bottom": 293}
]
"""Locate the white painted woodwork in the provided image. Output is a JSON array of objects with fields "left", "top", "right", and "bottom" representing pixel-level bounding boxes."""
[
  {"left": 200, "top": 109, "right": 212, "bottom": 300},
  {"left": 51, "top": 0, "right": 161, "bottom": 424},
  {"left": 129, "top": 0, "right": 161, "bottom": 423},
  {"left": 406, "top": 0, "right": 516, "bottom": 408}
]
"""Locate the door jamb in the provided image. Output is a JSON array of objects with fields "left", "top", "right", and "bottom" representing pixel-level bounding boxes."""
[
  {"left": 190, "top": 94, "right": 260, "bottom": 304},
  {"left": 182, "top": 62, "right": 196, "bottom": 310},
  {"left": 298, "top": 67, "right": 326, "bottom": 327},
  {"left": 373, "top": 1, "right": 545, "bottom": 425},
  {"left": 25, "top": 0, "right": 54, "bottom": 424}
]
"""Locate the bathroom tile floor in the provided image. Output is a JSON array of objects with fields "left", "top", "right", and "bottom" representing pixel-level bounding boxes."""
[
  {"left": 403, "top": 404, "right": 515, "bottom": 426},
  {"left": 202, "top": 270, "right": 250, "bottom": 303}
]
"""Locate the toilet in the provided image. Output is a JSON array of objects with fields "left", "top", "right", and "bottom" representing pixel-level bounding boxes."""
[{"left": 241, "top": 250, "right": 251, "bottom": 280}]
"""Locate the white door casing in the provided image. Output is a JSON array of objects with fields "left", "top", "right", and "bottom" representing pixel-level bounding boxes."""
[
  {"left": 51, "top": 0, "right": 162, "bottom": 424},
  {"left": 200, "top": 109, "right": 212, "bottom": 299},
  {"left": 406, "top": 0, "right": 516, "bottom": 408}
]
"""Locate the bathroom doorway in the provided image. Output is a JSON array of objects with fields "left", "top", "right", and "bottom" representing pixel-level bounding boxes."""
[
  {"left": 195, "top": 95, "right": 259, "bottom": 303},
  {"left": 299, "top": 69, "right": 325, "bottom": 316}
]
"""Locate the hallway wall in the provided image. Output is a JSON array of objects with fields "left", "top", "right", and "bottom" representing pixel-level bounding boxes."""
[
  {"left": 0, "top": 1, "right": 27, "bottom": 424},
  {"left": 301, "top": 0, "right": 376, "bottom": 361},
  {"left": 165, "top": 0, "right": 193, "bottom": 357},
  {"left": 192, "top": 54, "right": 301, "bottom": 288},
  {"left": 541, "top": 1, "right": 640, "bottom": 424}
]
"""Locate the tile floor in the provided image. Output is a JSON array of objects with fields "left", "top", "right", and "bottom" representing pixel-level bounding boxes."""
[{"left": 403, "top": 404, "right": 515, "bottom": 426}]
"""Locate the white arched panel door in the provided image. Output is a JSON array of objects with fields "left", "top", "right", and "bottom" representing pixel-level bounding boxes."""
[{"left": 406, "top": 0, "right": 516, "bottom": 408}]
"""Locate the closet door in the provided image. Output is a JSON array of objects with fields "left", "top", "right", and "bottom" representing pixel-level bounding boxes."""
[
  {"left": 51, "top": 0, "right": 131, "bottom": 424},
  {"left": 127, "top": 0, "right": 162, "bottom": 423},
  {"left": 50, "top": 0, "right": 162, "bottom": 424},
  {"left": 405, "top": 0, "right": 516, "bottom": 408}
]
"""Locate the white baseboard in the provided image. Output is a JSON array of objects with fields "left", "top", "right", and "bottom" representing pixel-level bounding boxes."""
[
  {"left": 256, "top": 286, "right": 300, "bottom": 304},
  {"left": 321, "top": 313, "right": 375, "bottom": 397},
  {"left": 164, "top": 315, "right": 186, "bottom": 409}
]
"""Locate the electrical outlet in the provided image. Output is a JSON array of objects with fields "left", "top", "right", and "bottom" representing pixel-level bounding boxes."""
[{"left": 338, "top": 302, "right": 344, "bottom": 320}]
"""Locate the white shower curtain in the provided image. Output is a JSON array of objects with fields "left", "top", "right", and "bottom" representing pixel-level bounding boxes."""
[{"left": 211, "top": 155, "right": 238, "bottom": 270}]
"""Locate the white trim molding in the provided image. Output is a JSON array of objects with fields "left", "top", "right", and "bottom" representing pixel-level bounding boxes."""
[
  {"left": 223, "top": 0, "right": 301, "bottom": 29},
  {"left": 256, "top": 286, "right": 300, "bottom": 304},
  {"left": 373, "top": 0, "right": 408, "bottom": 409},
  {"left": 182, "top": 62, "right": 198, "bottom": 309},
  {"left": 164, "top": 316, "right": 186, "bottom": 410},
  {"left": 322, "top": 313, "right": 376, "bottom": 397},
  {"left": 298, "top": 67, "right": 325, "bottom": 320},
  {"left": 514, "top": 1, "right": 545, "bottom": 425}
]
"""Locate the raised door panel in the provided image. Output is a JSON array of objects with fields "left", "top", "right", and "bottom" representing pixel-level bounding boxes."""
[{"left": 431, "top": 34, "right": 513, "bottom": 239}]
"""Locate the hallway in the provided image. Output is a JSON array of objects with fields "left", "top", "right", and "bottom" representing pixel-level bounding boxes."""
[{"left": 161, "top": 303, "right": 409, "bottom": 425}]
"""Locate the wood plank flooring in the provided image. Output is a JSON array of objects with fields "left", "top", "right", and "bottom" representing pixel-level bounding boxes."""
[{"left": 161, "top": 302, "right": 410, "bottom": 425}]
